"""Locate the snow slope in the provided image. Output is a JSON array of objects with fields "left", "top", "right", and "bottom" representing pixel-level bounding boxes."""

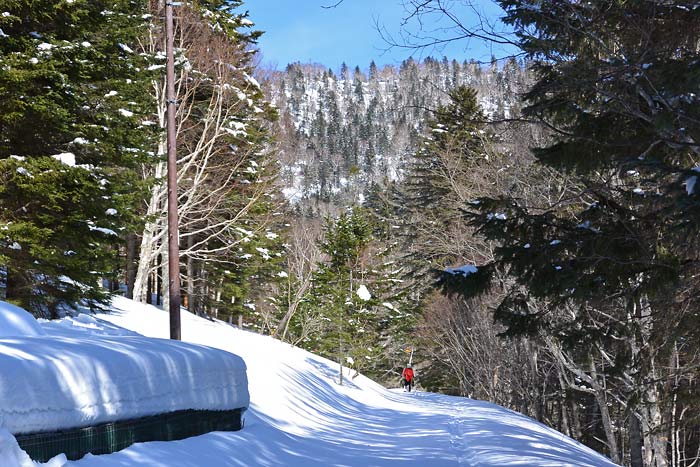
[{"left": 4, "top": 297, "right": 618, "bottom": 466}]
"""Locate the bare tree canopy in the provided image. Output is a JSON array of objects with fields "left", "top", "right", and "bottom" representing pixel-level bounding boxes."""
[{"left": 379, "top": 0, "right": 520, "bottom": 62}]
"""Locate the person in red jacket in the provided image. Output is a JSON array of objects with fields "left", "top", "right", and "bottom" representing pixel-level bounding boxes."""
[{"left": 401, "top": 364, "right": 415, "bottom": 392}]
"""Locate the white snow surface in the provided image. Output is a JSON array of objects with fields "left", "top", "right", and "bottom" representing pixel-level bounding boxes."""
[
  {"left": 51, "top": 153, "right": 76, "bottom": 166},
  {"left": 0, "top": 429, "right": 65, "bottom": 467},
  {"left": 0, "top": 296, "right": 617, "bottom": 466},
  {"left": 0, "top": 306, "right": 248, "bottom": 436},
  {"left": 356, "top": 284, "right": 371, "bottom": 301},
  {"left": 0, "top": 301, "right": 46, "bottom": 338}
]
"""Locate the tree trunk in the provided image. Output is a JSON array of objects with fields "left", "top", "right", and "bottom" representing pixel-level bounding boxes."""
[
  {"left": 126, "top": 233, "right": 137, "bottom": 299},
  {"left": 559, "top": 400, "right": 570, "bottom": 437},
  {"left": 161, "top": 249, "right": 168, "bottom": 311},
  {"left": 146, "top": 274, "right": 152, "bottom": 304},
  {"left": 4, "top": 267, "right": 30, "bottom": 311},
  {"left": 630, "top": 411, "right": 644, "bottom": 467},
  {"left": 132, "top": 158, "right": 166, "bottom": 302},
  {"left": 590, "top": 359, "right": 620, "bottom": 464},
  {"left": 646, "top": 384, "right": 669, "bottom": 467},
  {"left": 186, "top": 234, "right": 195, "bottom": 312},
  {"left": 595, "top": 388, "right": 619, "bottom": 462},
  {"left": 569, "top": 398, "right": 582, "bottom": 440},
  {"left": 548, "top": 340, "right": 620, "bottom": 464},
  {"left": 5, "top": 267, "right": 17, "bottom": 301},
  {"left": 156, "top": 254, "right": 163, "bottom": 306}
]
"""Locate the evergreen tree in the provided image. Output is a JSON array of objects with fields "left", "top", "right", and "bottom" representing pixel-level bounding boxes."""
[
  {"left": 397, "top": 85, "right": 493, "bottom": 278},
  {"left": 438, "top": 2, "right": 700, "bottom": 464},
  {"left": 296, "top": 208, "right": 372, "bottom": 363},
  {"left": 0, "top": 0, "right": 156, "bottom": 316},
  {"left": 368, "top": 60, "right": 378, "bottom": 82},
  {"left": 289, "top": 207, "right": 407, "bottom": 381}
]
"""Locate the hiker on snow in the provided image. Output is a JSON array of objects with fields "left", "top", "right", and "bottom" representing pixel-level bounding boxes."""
[{"left": 401, "top": 364, "right": 415, "bottom": 392}]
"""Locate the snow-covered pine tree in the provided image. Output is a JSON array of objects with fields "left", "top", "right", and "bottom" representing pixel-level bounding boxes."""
[{"left": 0, "top": 0, "right": 157, "bottom": 316}]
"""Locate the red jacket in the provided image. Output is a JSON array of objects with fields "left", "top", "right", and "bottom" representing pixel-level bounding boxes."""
[{"left": 402, "top": 367, "right": 414, "bottom": 382}]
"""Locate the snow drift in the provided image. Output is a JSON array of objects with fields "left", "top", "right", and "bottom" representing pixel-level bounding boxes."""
[
  {"left": 0, "top": 301, "right": 46, "bottom": 338},
  {"left": 0, "top": 302, "right": 248, "bottom": 435}
]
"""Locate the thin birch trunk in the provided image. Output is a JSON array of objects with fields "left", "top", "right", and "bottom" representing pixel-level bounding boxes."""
[
  {"left": 186, "top": 234, "right": 195, "bottom": 311},
  {"left": 589, "top": 360, "right": 620, "bottom": 464}
]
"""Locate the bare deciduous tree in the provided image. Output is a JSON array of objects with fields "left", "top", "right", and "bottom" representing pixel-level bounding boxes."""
[{"left": 132, "top": 3, "right": 275, "bottom": 312}]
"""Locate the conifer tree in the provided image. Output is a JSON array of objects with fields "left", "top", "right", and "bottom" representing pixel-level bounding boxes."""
[
  {"left": 0, "top": 0, "right": 156, "bottom": 316},
  {"left": 287, "top": 207, "right": 407, "bottom": 381},
  {"left": 397, "top": 85, "right": 495, "bottom": 280},
  {"left": 302, "top": 208, "right": 372, "bottom": 360},
  {"left": 437, "top": 2, "right": 700, "bottom": 464}
]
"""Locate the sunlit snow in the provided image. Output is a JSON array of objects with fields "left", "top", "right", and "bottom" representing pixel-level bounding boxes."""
[
  {"left": 52, "top": 153, "right": 76, "bottom": 166},
  {"left": 0, "top": 298, "right": 618, "bottom": 466},
  {"left": 356, "top": 284, "right": 371, "bottom": 301}
]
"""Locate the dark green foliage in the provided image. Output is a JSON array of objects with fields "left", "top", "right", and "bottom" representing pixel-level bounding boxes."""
[
  {"left": 409, "top": 85, "right": 487, "bottom": 211},
  {"left": 0, "top": 0, "right": 157, "bottom": 315},
  {"left": 434, "top": 1, "right": 700, "bottom": 461},
  {"left": 444, "top": 0, "right": 700, "bottom": 340},
  {"left": 287, "top": 206, "right": 414, "bottom": 381},
  {"left": 320, "top": 207, "right": 371, "bottom": 269},
  {"left": 301, "top": 208, "right": 374, "bottom": 357},
  {"left": 393, "top": 84, "right": 494, "bottom": 290},
  {"left": 0, "top": 0, "right": 156, "bottom": 162},
  {"left": 196, "top": 0, "right": 262, "bottom": 44},
  {"left": 0, "top": 158, "right": 115, "bottom": 312}
]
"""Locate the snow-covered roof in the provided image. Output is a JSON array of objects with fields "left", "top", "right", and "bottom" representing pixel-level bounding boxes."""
[{"left": 0, "top": 307, "right": 248, "bottom": 435}]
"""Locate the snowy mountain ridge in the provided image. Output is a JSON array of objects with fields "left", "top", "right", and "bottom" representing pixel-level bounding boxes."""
[{"left": 265, "top": 58, "right": 529, "bottom": 207}]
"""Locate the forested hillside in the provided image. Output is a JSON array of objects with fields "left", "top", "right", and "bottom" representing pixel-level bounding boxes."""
[{"left": 265, "top": 57, "right": 529, "bottom": 210}]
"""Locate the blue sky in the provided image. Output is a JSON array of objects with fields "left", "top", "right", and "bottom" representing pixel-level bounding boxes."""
[{"left": 244, "top": 0, "right": 514, "bottom": 71}]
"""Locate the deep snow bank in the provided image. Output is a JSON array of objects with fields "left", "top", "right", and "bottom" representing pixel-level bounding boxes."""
[
  {"left": 0, "top": 302, "right": 248, "bottom": 435},
  {"left": 0, "top": 429, "right": 65, "bottom": 467},
  {"left": 0, "top": 297, "right": 618, "bottom": 466},
  {"left": 0, "top": 301, "right": 46, "bottom": 338}
]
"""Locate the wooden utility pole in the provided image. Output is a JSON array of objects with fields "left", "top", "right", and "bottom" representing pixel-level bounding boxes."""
[{"left": 165, "top": 1, "right": 181, "bottom": 340}]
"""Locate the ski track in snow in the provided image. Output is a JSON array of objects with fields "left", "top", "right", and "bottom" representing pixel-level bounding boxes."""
[{"left": 6, "top": 296, "right": 617, "bottom": 466}]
